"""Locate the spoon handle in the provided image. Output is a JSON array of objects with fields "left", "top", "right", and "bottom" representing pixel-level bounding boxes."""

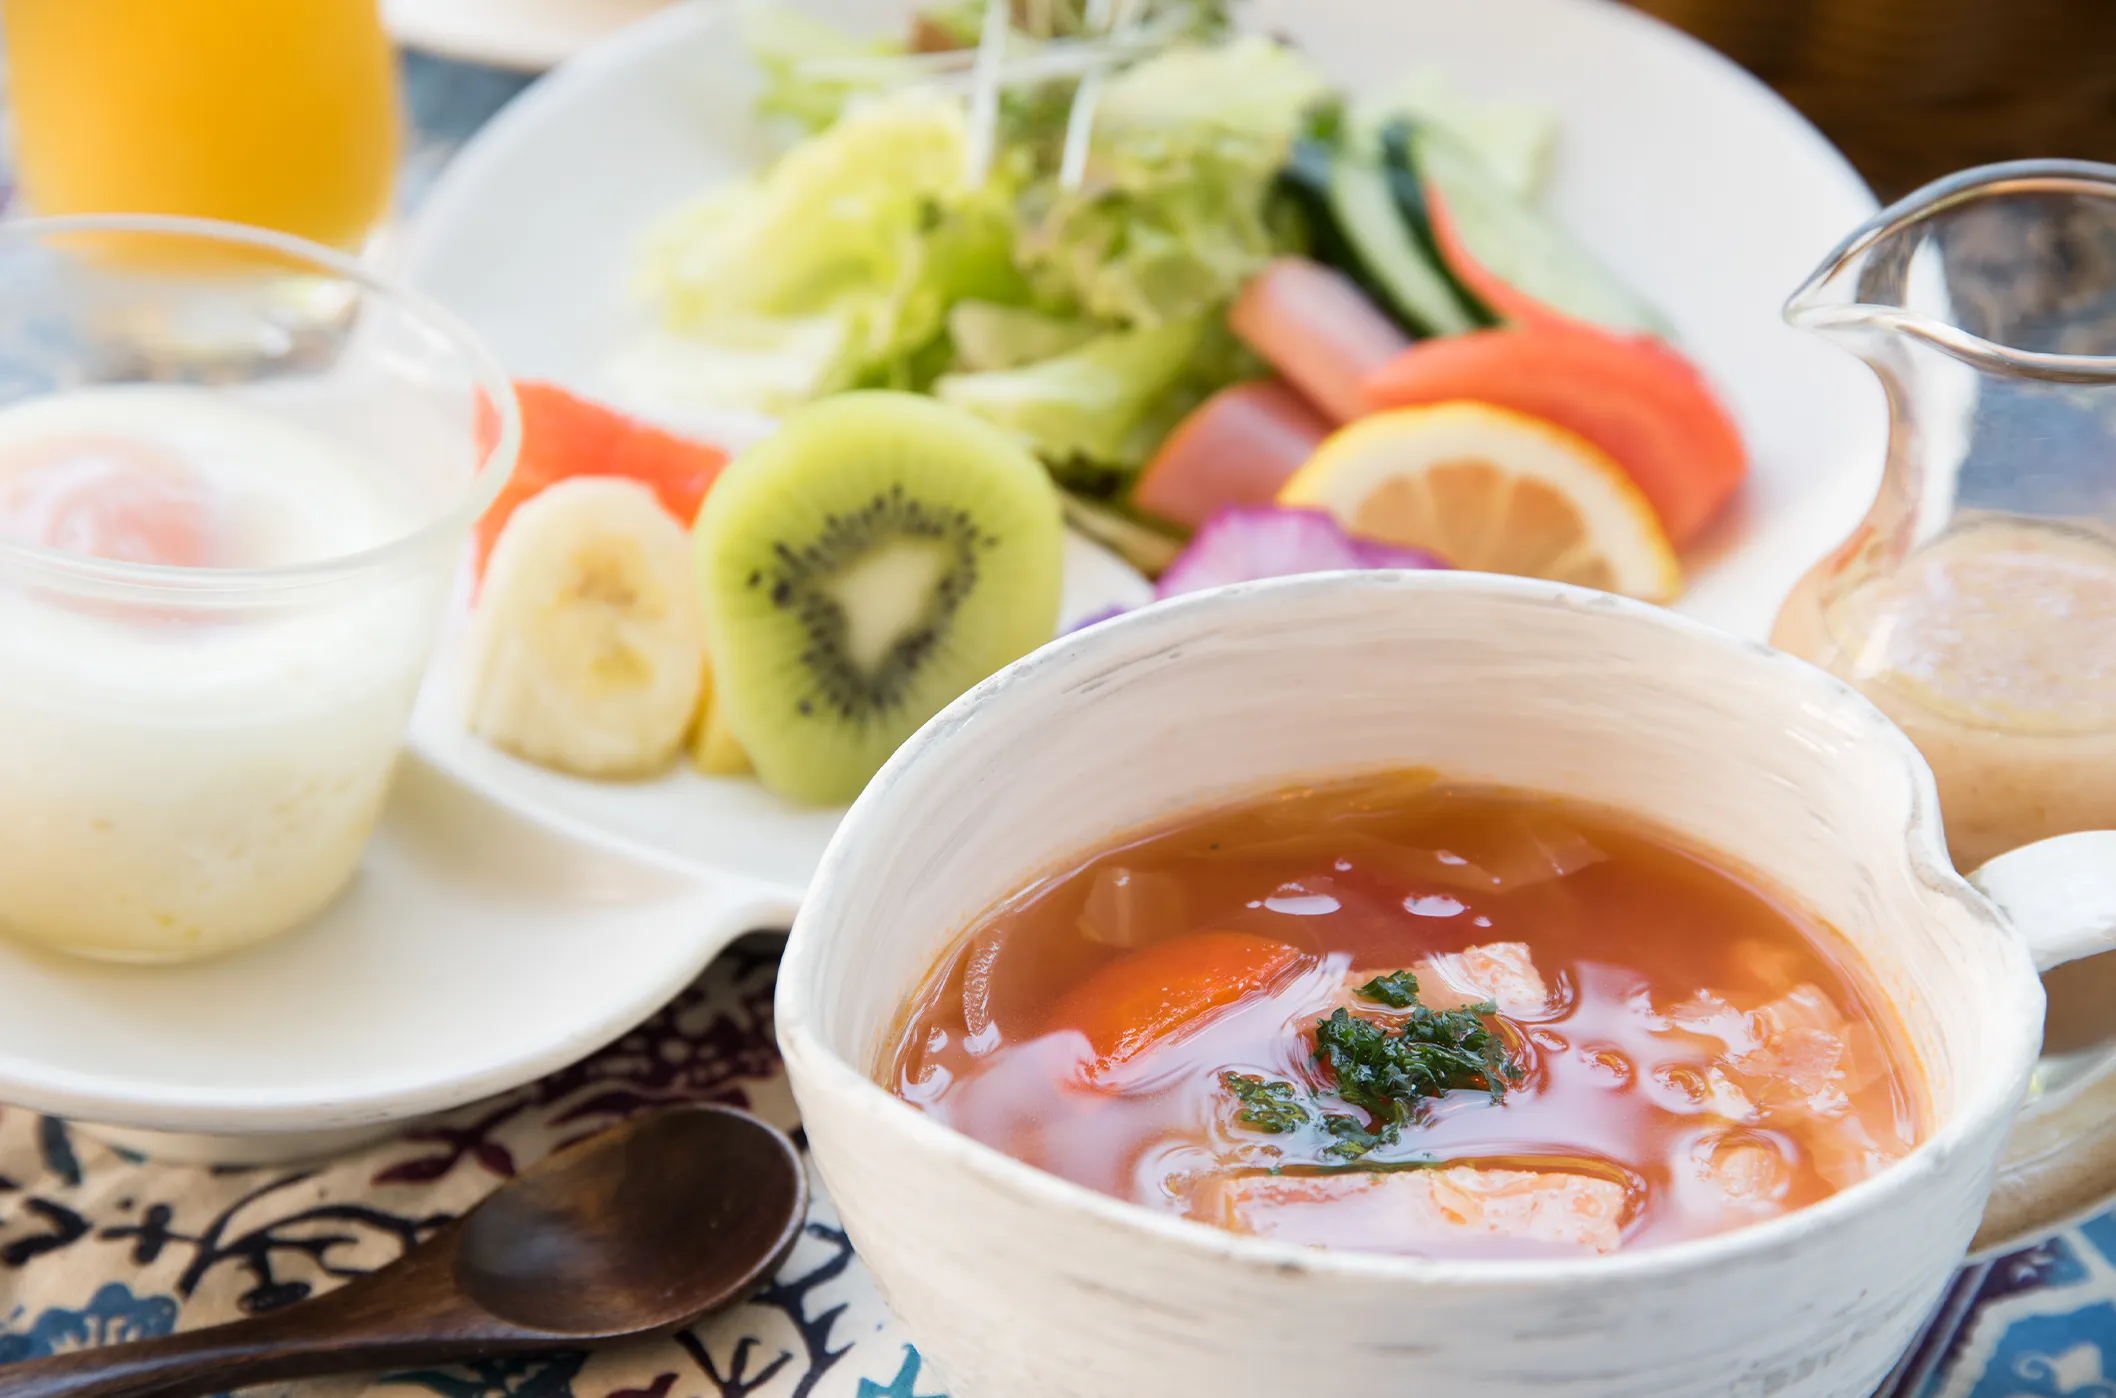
[
  {"left": 0, "top": 1263, "right": 542, "bottom": 1398},
  {"left": 0, "top": 1326, "right": 447, "bottom": 1398}
]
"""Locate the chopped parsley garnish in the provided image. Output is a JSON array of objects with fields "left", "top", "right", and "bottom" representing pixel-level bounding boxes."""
[
  {"left": 1356, "top": 969, "right": 1420, "bottom": 1008},
  {"left": 1216, "top": 970, "right": 1522, "bottom": 1161},
  {"left": 1319, "top": 1112, "right": 1397, "bottom": 1161},
  {"left": 1314, "top": 998, "right": 1516, "bottom": 1120},
  {"left": 1219, "top": 1072, "right": 1309, "bottom": 1133}
]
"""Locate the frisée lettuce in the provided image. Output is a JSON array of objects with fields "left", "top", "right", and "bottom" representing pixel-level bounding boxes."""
[
  {"left": 631, "top": 92, "right": 991, "bottom": 411},
  {"left": 627, "top": 2, "right": 1321, "bottom": 478},
  {"left": 935, "top": 317, "right": 1205, "bottom": 467}
]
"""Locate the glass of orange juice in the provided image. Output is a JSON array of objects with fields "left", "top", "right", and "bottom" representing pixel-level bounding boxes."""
[{"left": 1, "top": 0, "right": 402, "bottom": 253}]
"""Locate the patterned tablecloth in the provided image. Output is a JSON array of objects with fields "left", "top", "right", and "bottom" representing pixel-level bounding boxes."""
[
  {"left": 3, "top": 935, "right": 2116, "bottom": 1398},
  {"left": 5, "top": 47, "right": 2116, "bottom": 1398},
  {"left": 0, "top": 940, "right": 944, "bottom": 1398}
]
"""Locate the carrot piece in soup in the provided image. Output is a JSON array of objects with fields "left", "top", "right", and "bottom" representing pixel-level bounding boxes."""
[
  {"left": 1046, "top": 930, "right": 1308, "bottom": 1073},
  {"left": 1360, "top": 324, "right": 1746, "bottom": 547},
  {"left": 1229, "top": 257, "right": 1412, "bottom": 423},
  {"left": 474, "top": 381, "right": 728, "bottom": 578}
]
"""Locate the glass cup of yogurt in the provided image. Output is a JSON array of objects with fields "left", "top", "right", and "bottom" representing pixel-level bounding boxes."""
[{"left": 0, "top": 215, "right": 520, "bottom": 963}]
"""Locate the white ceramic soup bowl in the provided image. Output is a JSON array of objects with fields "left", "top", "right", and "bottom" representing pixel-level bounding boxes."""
[{"left": 777, "top": 572, "right": 2116, "bottom": 1398}]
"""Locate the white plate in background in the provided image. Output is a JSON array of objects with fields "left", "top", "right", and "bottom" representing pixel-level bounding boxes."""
[
  {"left": 387, "top": 0, "right": 678, "bottom": 71},
  {"left": 401, "top": 0, "right": 1886, "bottom": 891}
]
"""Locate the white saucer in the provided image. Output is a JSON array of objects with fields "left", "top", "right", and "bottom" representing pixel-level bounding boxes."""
[
  {"left": 0, "top": 756, "right": 795, "bottom": 1157},
  {"left": 386, "top": 0, "right": 677, "bottom": 72}
]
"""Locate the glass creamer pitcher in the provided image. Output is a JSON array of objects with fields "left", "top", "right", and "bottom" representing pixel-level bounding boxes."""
[{"left": 1773, "top": 159, "right": 2116, "bottom": 874}]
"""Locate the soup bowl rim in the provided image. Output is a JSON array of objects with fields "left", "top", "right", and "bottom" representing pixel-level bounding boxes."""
[{"left": 777, "top": 569, "right": 2043, "bottom": 1285}]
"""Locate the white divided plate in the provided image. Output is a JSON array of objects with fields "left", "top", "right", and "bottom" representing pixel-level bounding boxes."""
[
  {"left": 402, "top": 0, "right": 1885, "bottom": 894},
  {"left": 0, "top": 757, "right": 794, "bottom": 1153}
]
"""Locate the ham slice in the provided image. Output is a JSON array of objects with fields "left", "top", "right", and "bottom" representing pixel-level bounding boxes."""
[
  {"left": 1655, "top": 983, "right": 1908, "bottom": 1188},
  {"left": 1421, "top": 942, "right": 1551, "bottom": 1015},
  {"left": 1664, "top": 984, "right": 1881, "bottom": 1117},
  {"left": 1197, "top": 1164, "right": 1627, "bottom": 1254},
  {"left": 1132, "top": 380, "right": 1331, "bottom": 531},
  {"left": 1696, "top": 1133, "right": 1789, "bottom": 1202},
  {"left": 1229, "top": 257, "right": 1411, "bottom": 424}
]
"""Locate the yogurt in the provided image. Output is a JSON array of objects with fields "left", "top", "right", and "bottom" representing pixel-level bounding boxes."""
[{"left": 0, "top": 386, "right": 451, "bottom": 962}]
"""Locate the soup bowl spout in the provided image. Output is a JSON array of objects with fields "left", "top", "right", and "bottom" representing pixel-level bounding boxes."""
[{"left": 777, "top": 572, "right": 2116, "bottom": 1398}]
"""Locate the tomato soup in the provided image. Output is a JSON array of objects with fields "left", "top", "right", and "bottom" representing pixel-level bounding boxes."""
[{"left": 886, "top": 772, "right": 1923, "bottom": 1260}]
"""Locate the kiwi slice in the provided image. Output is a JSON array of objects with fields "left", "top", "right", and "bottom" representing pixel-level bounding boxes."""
[{"left": 694, "top": 391, "right": 1064, "bottom": 805}]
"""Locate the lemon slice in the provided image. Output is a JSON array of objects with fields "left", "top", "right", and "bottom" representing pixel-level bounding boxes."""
[{"left": 1278, "top": 401, "right": 1682, "bottom": 601}]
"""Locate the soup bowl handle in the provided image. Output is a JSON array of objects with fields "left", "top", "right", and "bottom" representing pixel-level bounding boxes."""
[
  {"left": 1966, "top": 831, "right": 2116, "bottom": 1255},
  {"left": 1970, "top": 831, "right": 2116, "bottom": 975}
]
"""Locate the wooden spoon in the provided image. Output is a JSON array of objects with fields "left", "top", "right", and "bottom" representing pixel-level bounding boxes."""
[{"left": 0, "top": 1105, "right": 807, "bottom": 1398}]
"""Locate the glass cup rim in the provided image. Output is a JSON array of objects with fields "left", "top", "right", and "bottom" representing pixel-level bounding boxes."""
[{"left": 0, "top": 211, "right": 521, "bottom": 599}]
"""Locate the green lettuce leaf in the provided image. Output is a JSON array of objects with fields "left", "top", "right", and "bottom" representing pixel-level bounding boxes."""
[
  {"left": 633, "top": 92, "right": 988, "bottom": 409},
  {"left": 664, "top": 90, "right": 969, "bottom": 320},
  {"left": 606, "top": 314, "right": 853, "bottom": 415},
  {"left": 633, "top": 8, "right": 1306, "bottom": 468},
  {"left": 1095, "top": 34, "right": 1331, "bottom": 144},
  {"left": 934, "top": 317, "right": 1206, "bottom": 466},
  {"left": 1015, "top": 137, "right": 1303, "bottom": 328},
  {"left": 1012, "top": 39, "right": 1321, "bottom": 327},
  {"left": 947, "top": 301, "right": 1097, "bottom": 372},
  {"left": 741, "top": 0, "right": 904, "bottom": 135}
]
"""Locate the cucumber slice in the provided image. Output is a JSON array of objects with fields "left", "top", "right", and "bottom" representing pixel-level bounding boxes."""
[
  {"left": 1280, "top": 137, "right": 1469, "bottom": 339},
  {"left": 1378, "top": 123, "right": 1495, "bottom": 329},
  {"left": 1279, "top": 139, "right": 1370, "bottom": 288},
  {"left": 1355, "top": 72, "right": 1557, "bottom": 201},
  {"left": 1409, "top": 125, "right": 1666, "bottom": 336},
  {"left": 1324, "top": 143, "right": 1482, "bottom": 337}
]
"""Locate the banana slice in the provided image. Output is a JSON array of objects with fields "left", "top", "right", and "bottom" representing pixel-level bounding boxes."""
[
  {"left": 468, "top": 476, "right": 704, "bottom": 778},
  {"left": 686, "top": 658, "right": 753, "bottom": 776}
]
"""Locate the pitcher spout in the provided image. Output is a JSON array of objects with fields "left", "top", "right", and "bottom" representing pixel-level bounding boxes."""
[{"left": 1786, "top": 159, "right": 2116, "bottom": 384}]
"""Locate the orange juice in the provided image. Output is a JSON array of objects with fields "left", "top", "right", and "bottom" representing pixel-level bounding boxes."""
[{"left": 1, "top": 0, "right": 401, "bottom": 252}]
